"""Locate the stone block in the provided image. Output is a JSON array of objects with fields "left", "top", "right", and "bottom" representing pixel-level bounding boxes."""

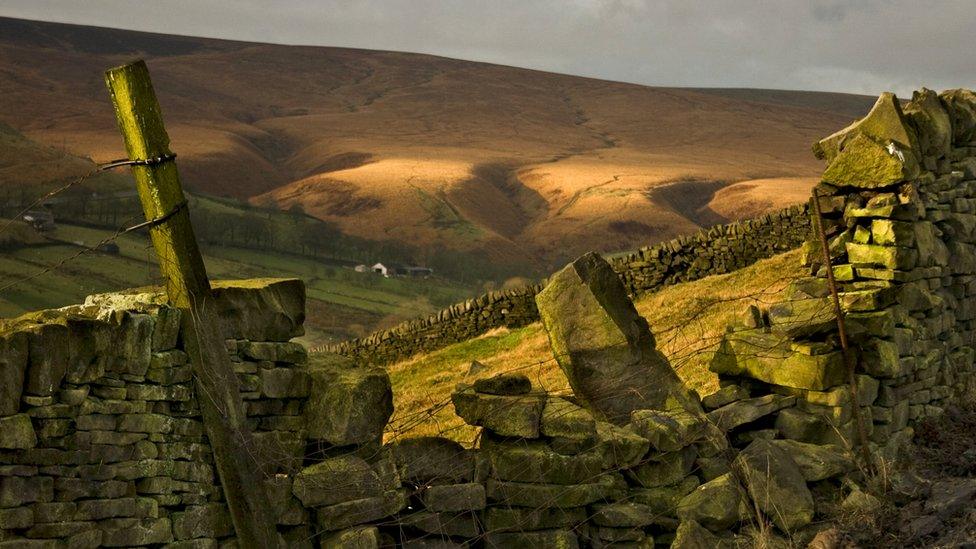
[
  {"left": 0, "top": 331, "right": 29, "bottom": 415},
  {"left": 540, "top": 397, "right": 595, "bottom": 439},
  {"left": 486, "top": 473, "right": 624, "bottom": 508},
  {"left": 259, "top": 367, "right": 310, "bottom": 398},
  {"left": 484, "top": 506, "right": 585, "bottom": 533},
  {"left": 23, "top": 324, "right": 68, "bottom": 397},
  {"left": 706, "top": 394, "right": 796, "bottom": 431},
  {"left": 210, "top": 278, "right": 306, "bottom": 341},
  {"left": 0, "top": 476, "right": 52, "bottom": 507},
  {"left": 99, "top": 517, "right": 173, "bottom": 546},
  {"left": 399, "top": 510, "right": 480, "bottom": 538},
  {"left": 0, "top": 414, "right": 36, "bottom": 449},
  {"left": 483, "top": 529, "right": 579, "bottom": 549},
  {"left": 535, "top": 252, "right": 700, "bottom": 424},
  {"left": 629, "top": 408, "right": 709, "bottom": 452},
  {"left": 710, "top": 329, "right": 846, "bottom": 391},
  {"left": 172, "top": 503, "right": 233, "bottom": 540},
  {"left": 676, "top": 473, "right": 749, "bottom": 532},
  {"left": 481, "top": 436, "right": 603, "bottom": 484},
  {"left": 305, "top": 354, "right": 392, "bottom": 446},
  {"left": 769, "top": 440, "right": 854, "bottom": 481},
  {"left": 387, "top": 436, "right": 474, "bottom": 485},
  {"left": 419, "top": 483, "right": 485, "bottom": 512},
  {"left": 292, "top": 455, "right": 384, "bottom": 508},
  {"left": 315, "top": 489, "right": 406, "bottom": 531},
  {"left": 451, "top": 386, "right": 544, "bottom": 438},
  {"left": 320, "top": 526, "right": 380, "bottom": 549},
  {"left": 701, "top": 385, "right": 749, "bottom": 410},
  {"left": 627, "top": 445, "right": 696, "bottom": 488},
  {"left": 733, "top": 439, "right": 814, "bottom": 531}
]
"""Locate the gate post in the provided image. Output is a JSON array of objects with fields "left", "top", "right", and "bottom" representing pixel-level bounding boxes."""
[{"left": 105, "top": 60, "right": 279, "bottom": 548}]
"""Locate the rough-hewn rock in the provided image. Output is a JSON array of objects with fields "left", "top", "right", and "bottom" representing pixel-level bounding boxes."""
[
  {"left": 388, "top": 436, "right": 475, "bottom": 485},
  {"left": 292, "top": 455, "right": 385, "bottom": 508},
  {"left": 0, "top": 331, "right": 28, "bottom": 415},
  {"left": 672, "top": 519, "right": 732, "bottom": 549},
  {"left": 451, "top": 386, "right": 544, "bottom": 438},
  {"left": 305, "top": 353, "right": 392, "bottom": 446},
  {"left": 0, "top": 414, "right": 36, "bottom": 449},
  {"left": 676, "top": 473, "right": 749, "bottom": 532},
  {"left": 710, "top": 330, "right": 846, "bottom": 391},
  {"left": 769, "top": 440, "right": 854, "bottom": 481},
  {"left": 535, "top": 252, "right": 701, "bottom": 424},
  {"left": 734, "top": 439, "right": 815, "bottom": 531}
]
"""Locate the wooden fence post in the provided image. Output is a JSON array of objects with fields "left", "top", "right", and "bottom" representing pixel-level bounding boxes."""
[{"left": 105, "top": 60, "right": 279, "bottom": 548}]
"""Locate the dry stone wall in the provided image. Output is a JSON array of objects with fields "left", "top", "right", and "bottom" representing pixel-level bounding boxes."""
[
  {"left": 0, "top": 279, "right": 312, "bottom": 548},
  {"left": 4, "top": 87, "right": 976, "bottom": 548},
  {"left": 325, "top": 204, "right": 811, "bottom": 365}
]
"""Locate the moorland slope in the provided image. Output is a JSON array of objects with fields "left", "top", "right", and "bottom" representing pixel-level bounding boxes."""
[{"left": 0, "top": 16, "right": 874, "bottom": 274}]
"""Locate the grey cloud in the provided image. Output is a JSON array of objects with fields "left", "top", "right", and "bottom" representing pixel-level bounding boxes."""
[{"left": 0, "top": 0, "right": 972, "bottom": 96}]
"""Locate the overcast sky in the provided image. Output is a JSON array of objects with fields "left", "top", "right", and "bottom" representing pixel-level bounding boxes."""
[{"left": 1, "top": 0, "right": 972, "bottom": 96}]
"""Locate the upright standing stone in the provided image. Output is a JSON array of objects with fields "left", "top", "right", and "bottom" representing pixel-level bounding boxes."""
[{"left": 535, "top": 252, "right": 700, "bottom": 424}]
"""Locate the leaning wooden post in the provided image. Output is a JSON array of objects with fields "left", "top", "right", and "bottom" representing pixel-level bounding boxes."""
[{"left": 105, "top": 60, "right": 279, "bottom": 548}]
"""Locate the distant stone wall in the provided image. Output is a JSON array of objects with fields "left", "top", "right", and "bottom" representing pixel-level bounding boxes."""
[{"left": 324, "top": 204, "right": 812, "bottom": 365}]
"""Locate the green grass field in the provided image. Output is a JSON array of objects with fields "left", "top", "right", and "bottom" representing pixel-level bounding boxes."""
[{"left": 0, "top": 222, "right": 476, "bottom": 346}]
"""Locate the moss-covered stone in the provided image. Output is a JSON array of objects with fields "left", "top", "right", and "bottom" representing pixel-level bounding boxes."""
[
  {"left": 483, "top": 529, "right": 579, "bottom": 549},
  {"left": 822, "top": 132, "right": 918, "bottom": 188},
  {"left": 451, "top": 386, "right": 544, "bottom": 438},
  {"left": 481, "top": 436, "right": 603, "bottom": 484},
  {"left": 399, "top": 510, "right": 480, "bottom": 538},
  {"left": 700, "top": 385, "right": 750, "bottom": 411},
  {"left": 589, "top": 502, "right": 661, "bottom": 528},
  {"left": 769, "top": 440, "right": 854, "bottom": 481},
  {"left": 305, "top": 353, "right": 392, "bottom": 446},
  {"left": 706, "top": 394, "right": 796, "bottom": 431},
  {"left": 626, "top": 445, "right": 696, "bottom": 488},
  {"left": 387, "top": 436, "right": 474, "bottom": 485},
  {"left": 710, "top": 329, "right": 846, "bottom": 391},
  {"left": 172, "top": 503, "right": 233, "bottom": 540},
  {"left": 292, "top": 455, "right": 384, "bottom": 508},
  {"left": 734, "top": 439, "right": 815, "bottom": 531},
  {"left": 676, "top": 473, "right": 749, "bottom": 532},
  {"left": 419, "top": 483, "right": 485, "bottom": 512},
  {"left": 588, "top": 421, "right": 650, "bottom": 469},
  {"left": 23, "top": 323, "right": 68, "bottom": 397},
  {"left": 628, "top": 475, "right": 700, "bottom": 517},
  {"left": 672, "top": 519, "right": 732, "bottom": 549},
  {"left": 871, "top": 219, "right": 915, "bottom": 247},
  {"left": 211, "top": 278, "right": 306, "bottom": 341},
  {"left": 535, "top": 252, "right": 700, "bottom": 424},
  {"left": 0, "top": 414, "right": 36, "bottom": 449},
  {"left": 540, "top": 397, "right": 595, "bottom": 439},
  {"left": 486, "top": 473, "right": 625, "bottom": 508},
  {"left": 315, "top": 489, "right": 406, "bottom": 531},
  {"left": 814, "top": 92, "right": 918, "bottom": 163},
  {"left": 483, "top": 506, "right": 585, "bottom": 533},
  {"left": 0, "top": 331, "right": 28, "bottom": 416},
  {"left": 904, "top": 88, "right": 953, "bottom": 158},
  {"left": 320, "top": 526, "right": 380, "bottom": 549},
  {"left": 846, "top": 242, "right": 918, "bottom": 270},
  {"left": 629, "top": 408, "right": 709, "bottom": 452},
  {"left": 940, "top": 88, "right": 976, "bottom": 143}
]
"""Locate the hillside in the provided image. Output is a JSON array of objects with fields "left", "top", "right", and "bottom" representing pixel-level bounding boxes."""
[
  {"left": 382, "top": 249, "right": 804, "bottom": 444},
  {"left": 0, "top": 16, "right": 874, "bottom": 276}
]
